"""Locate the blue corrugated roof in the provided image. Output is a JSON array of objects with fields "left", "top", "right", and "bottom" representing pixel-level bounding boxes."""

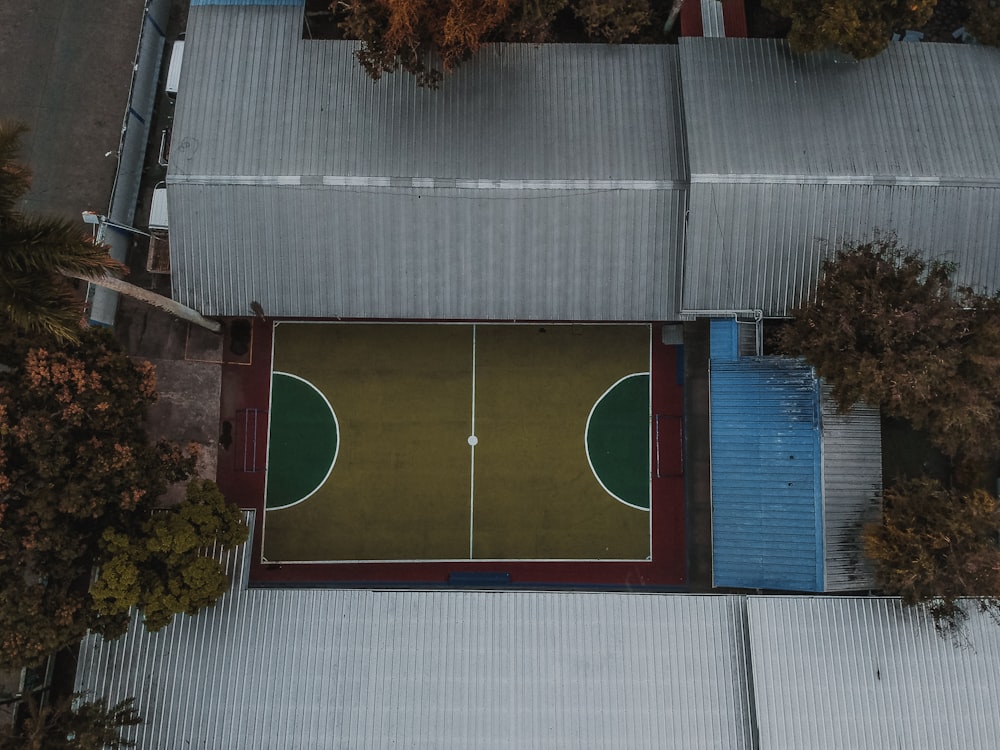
[
  {"left": 709, "top": 318, "right": 740, "bottom": 361},
  {"left": 710, "top": 323, "right": 823, "bottom": 591}
]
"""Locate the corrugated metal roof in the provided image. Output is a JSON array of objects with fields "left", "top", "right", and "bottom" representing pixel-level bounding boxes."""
[
  {"left": 76, "top": 523, "right": 1000, "bottom": 750},
  {"left": 168, "top": 5, "right": 688, "bottom": 320},
  {"left": 169, "top": 184, "right": 683, "bottom": 320},
  {"left": 680, "top": 38, "right": 1000, "bottom": 180},
  {"left": 710, "top": 324, "right": 880, "bottom": 592},
  {"left": 710, "top": 322, "right": 823, "bottom": 591},
  {"left": 700, "top": 0, "right": 725, "bottom": 37},
  {"left": 74, "top": 513, "right": 757, "bottom": 750},
  {"left": 679, "top": 38, "right": 1000, "bottom": 316},
  {"left": 748, "top": 596, "right": 1000, "bottom": 750},
  {"left": 820, "top": 384, "right": 881, "bottom": 592},
  {"left": 683, "top": 182, "right": 1000, "bottom": 316}
]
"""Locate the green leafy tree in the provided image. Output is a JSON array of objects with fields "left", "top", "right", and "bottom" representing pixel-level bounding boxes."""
[
  {"left": 0, "top": 328, "right": 196, "bottom": 668},
  {"left": 777, "top": 236, "right": 1000, "bottom": 474},
  {"left": 863, "top": 478, "right": 1000, "bottom": 631},
  {"left": 763, "top": 0, "right": 936, "bottom": 58},
  {"left": 0, "top": 694, "right": 140, "bottom": 750},
  {"left": 0, "top": 121, "right": 219, "bottom": 341},
  {"left": 90, "top": 479, "right": 249, "bottom": 635},
  {"left": 1, "top": 123, "right": 120, "bottom": 340}
]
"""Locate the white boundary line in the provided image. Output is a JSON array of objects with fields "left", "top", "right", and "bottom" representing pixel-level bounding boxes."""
[
  {"left": 584, "top": 372, "right": 652, "bottom": 512},
  {"left": 262, "top": 556, "right": 654, "bottom": 565},
  {"left": 261, "top": 321, "right": 658, "bottom": 564},
  {"left": 648, "top": 325, "right": 653, "bottom": 553},
  {"left": 264, "top": 370, "right": 340, "bottom": 511},
  {"left": 259, "top": 321, "right": 280, "bottom": 554},
  {"left": 469, "top": 324, "right": 477, "bottom": 559}
]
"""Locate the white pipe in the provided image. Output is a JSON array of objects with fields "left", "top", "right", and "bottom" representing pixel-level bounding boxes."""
[{"left": 680, "top": 309, "right": 763, "bottom": 322}]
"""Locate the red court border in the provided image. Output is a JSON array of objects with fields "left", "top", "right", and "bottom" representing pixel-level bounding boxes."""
[{"left": 217, "top": 320, "right": 686, "bottom": 588}]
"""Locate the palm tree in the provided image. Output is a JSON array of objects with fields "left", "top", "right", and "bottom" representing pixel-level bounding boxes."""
[{"left": 0, "top": 121, "right": 220, "bottom": 341}]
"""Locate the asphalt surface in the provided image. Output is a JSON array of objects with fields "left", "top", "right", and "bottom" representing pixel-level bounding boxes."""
[
  {"left": 0, "top": 0, "right": 148, "bottom": 702},
  {"left": 0, "top": 0, "right": 151, "bottom": 220}
]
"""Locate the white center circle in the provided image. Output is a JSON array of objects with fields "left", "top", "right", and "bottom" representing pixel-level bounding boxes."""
[{"left": 468, "top": 435, "right": 479, "bottom": 446}]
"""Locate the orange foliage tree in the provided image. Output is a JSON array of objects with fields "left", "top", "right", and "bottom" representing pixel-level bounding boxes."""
[
  {"left": 0, "top": 328, "right": 199, "bottom": 668},
  {"left": 777, "top": 237, "right": 1000, "bottom": 476},
  {"left": 864, "top": 479, "right": 1000, "bottom": 631},
  {"left": 340, "top": 0, "right": 514, "bottom": 86},
  {"left": 336, "top": 0, "right": 669, "bottom": 85}
]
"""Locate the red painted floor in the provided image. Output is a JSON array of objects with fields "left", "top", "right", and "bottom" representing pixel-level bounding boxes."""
[{"left": 217, "top": 321, "right": 687, "bottom": 588}]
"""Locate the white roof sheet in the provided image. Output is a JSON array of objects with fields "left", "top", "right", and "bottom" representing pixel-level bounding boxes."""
[
  {"left": 748, "top": 596, "right": 1000, "bottom": 750},
  {"left": 680, "top": 38, "right": 1000, "bottom": 181},
  {"left": 74, "top": 514, "right": 755, "bottom": 750},
  {"left": 75, "top": 517, "right": 1000, "bottom": 749},
  {"left": 820, "top": 385, "right": 881, "bottom": 592}
]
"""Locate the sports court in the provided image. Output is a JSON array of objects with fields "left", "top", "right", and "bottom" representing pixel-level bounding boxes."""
[{"left": 261, "top": 322, "right": 658, "bottom": 564}]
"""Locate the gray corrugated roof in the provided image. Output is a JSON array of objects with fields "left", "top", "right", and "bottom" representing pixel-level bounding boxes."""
[
  {"left": 700, "top": 0, "right": 725, "bottom": 37},
  {"left": 169, "top": 185, "right": 683, "bottom": 319},
  {"left": 820, "top": 384, "right": 881, "bottom": 592},
  {"left": 682, "top": 182, "right": 1000, "bottom": 316},
  {"left": 74, "top": 518, "right": 1000, "bottom": 748},
  {"left": 168, "top": 5, "right": 687, "bottom": 320},
  {"left": 748, "top": 596, "right": 1000, "bottom": 750},
  {"left": 680, "top": 38, "right": 1000, "bottom": 316},
  {"left": 680, "top": 38, "right": 1000, "bottom": 181},
  {"left": 75, "top": 513, "right": 757, "bottom": 750}
]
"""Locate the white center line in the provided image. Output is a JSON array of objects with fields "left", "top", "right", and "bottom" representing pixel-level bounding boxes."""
[{"left": 469, "top": 324, "right": 477, "bottom": 560}]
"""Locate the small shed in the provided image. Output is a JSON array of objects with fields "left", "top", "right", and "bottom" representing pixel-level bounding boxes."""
[{"left": 709, "top": 320, "right": 881, "bottom": 591}]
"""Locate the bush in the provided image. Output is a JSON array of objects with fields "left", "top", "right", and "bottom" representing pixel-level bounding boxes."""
[{"left": 90, "top": 480, "right": 249, "bottom": 635}]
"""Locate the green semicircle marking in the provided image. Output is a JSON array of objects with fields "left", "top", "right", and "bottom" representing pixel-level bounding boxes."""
[
  {"left": 586, "top": 373, "right": 650, "bottom": 510},
  {"left": 265, "top": 372, "right": 339, "bottom": 510}
]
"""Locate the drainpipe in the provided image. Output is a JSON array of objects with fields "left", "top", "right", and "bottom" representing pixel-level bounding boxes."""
[{"left": 679, "top": 309, "right": 763, "bottom": 321}]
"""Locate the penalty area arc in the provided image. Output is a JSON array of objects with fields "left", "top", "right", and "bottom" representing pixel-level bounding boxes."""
[
  {"left": 584, "top": 372, "right": 651, "bottom": 511},
  {"left": 265, "top": 371, "right": 340, "bottom": 511}
]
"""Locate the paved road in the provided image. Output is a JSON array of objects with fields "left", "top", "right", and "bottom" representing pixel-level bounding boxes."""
[{"left": 0, "top": 0, "right": 148, "bottom": 220}]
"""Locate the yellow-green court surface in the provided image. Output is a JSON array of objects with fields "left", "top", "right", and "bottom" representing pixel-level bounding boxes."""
[{"left": 262, "top": 323, "right": 652, "bottom": 563}]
